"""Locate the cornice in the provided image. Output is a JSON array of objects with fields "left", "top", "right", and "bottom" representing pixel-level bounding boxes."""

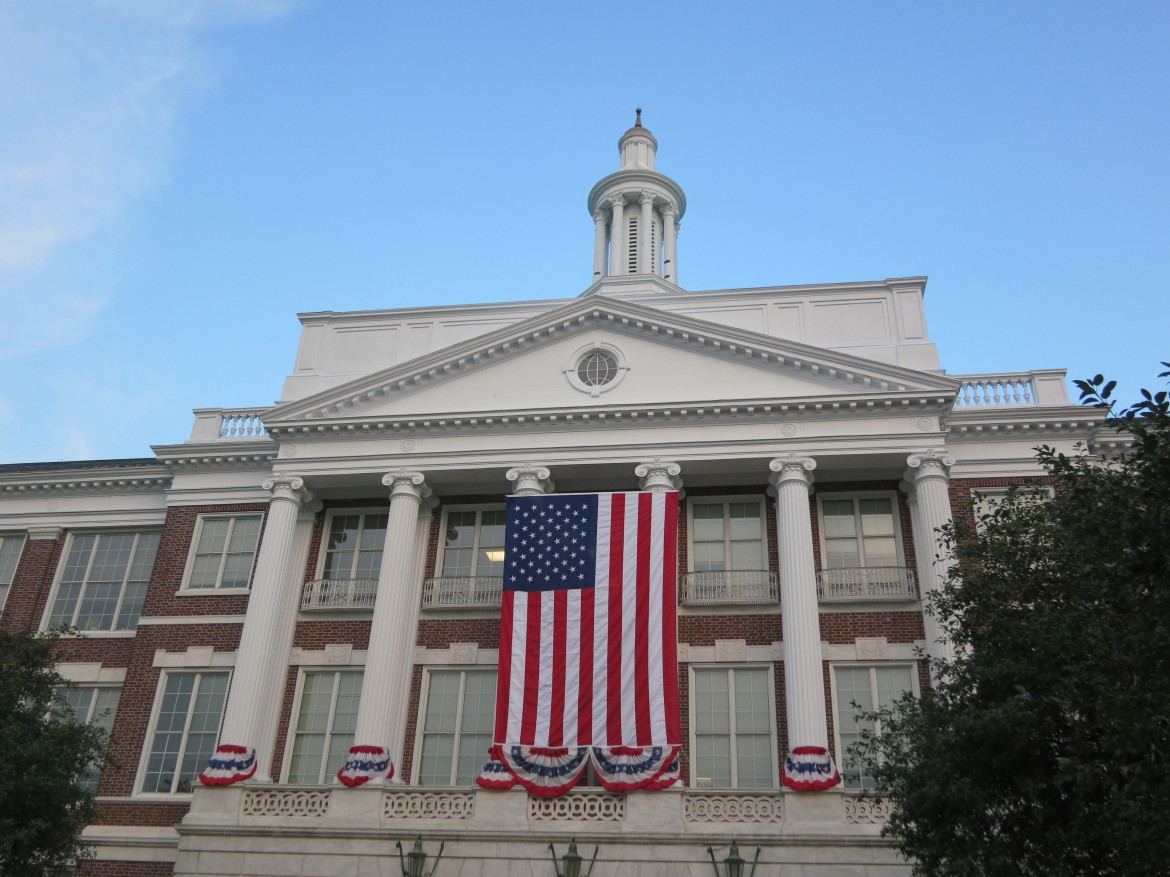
[
  {"left": 943, "top": 404, "right": 1105, "bottom": 439},
  {"left": 587, "top": 169, "right": 687, "bottom": 217},
  {"left": 151, "top": 440, "right": 278, "bottom": 470},
  {"left": 0, "top": 469, "right": 173, "bottom": 496}
]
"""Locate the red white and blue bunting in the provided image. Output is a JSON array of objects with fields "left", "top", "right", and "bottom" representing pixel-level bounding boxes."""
[
  {"left": 782, "top": 745, "right": 841, "bottom": 791},
  {"left": 337, "top": 745, "right": 393, "bottom": 787},
  {"left": 479, "top": 744, "right": 681, "bottom": 796},
  {"left": 485, "top": 745, "right": 590, "bottom": 797},
  {"left": 198, "top": 744, "right": 257, "bottom": 786},
  {"left": 591, "top": 745, "right": 680, "bottom": 792},
  {"left": 476, "top": 756, "right": 518, "bottom": 790}
]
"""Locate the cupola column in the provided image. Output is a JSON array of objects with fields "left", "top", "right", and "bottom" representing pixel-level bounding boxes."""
[
  {"left": 663, "top": 203, "right": 678, "bottom": 284},
  {"left": 338, "top": 470, "right": 434, "bottom": 786},
  {"left": 592, "top": 209, "right": 608, "bottom": 281},
  {"left": 905, "top": 450, "right": 957, "bottom": 665},
  {"left": 608, "top": 194, "right": 626, "bottom": 276},
  {"left": 769, "top": 455, "right": 840, "bottom": 791},
  {"left": 638, "top": 191, "right": 655, "bottom": 275}
]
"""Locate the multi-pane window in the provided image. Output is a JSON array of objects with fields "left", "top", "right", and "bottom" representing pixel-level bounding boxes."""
[
  {"left": 322, "top": 513, "right": 388, "bottom": 580},
  {"left": 141, "top": 672, "right": 228, "bottom": 794},
  {"left": 691, "top": 666, "right": 775, "bottom": 789},
  {"left": 690, "top": 500, "right": 766, "bottom": 571},
  {"left": 47, "top": 532, "right": 160, "bottom": 631},
  {"left": 184, "top": 514, "right": 262, "bottom": 589},
  {"left": 416, "top": 669, "right": 496, "bottom": 785},
  {"left": 833, "top": 664, "right": 916, "bottom": 789},
  {"left": 0, "top": 534, "right": 24, "bottom": 613},
  {"left": 285, "top": 670, "right": 362, "bottom": 784},
  {"left": 440, "top": 508, "right": 506, "bottom": 577},
  {"left": 820, "top": 496, "right": 900, "bottom": 569},
  {"left": 56, "top": 686, "right": 121, "bottom": 791}
]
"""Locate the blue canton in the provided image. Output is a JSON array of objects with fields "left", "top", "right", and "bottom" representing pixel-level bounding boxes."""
[{"left": 505, "top": 494, "right": 598, "bottom": 592}]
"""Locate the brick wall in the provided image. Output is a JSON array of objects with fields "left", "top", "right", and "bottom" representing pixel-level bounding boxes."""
[
  {"left": 1, "top": 531, "right": 65, "bottom": 631},
  {"left": 76, "top": 861, "right": 175, "bottom": 877}
]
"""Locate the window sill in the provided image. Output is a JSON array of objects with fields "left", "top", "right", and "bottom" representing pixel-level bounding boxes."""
[
  {"left": 48, "top": 629, "right": 138, "bottom": 638},
  {"left": 175, "top": 587, "right": 251, "bottom": 597}
]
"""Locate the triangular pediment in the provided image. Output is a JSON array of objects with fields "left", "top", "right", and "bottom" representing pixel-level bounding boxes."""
[{"left": 265, "top": 296, "right": 960, "bottom": 426}]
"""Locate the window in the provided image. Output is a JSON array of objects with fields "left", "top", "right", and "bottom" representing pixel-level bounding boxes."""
[
  {"left": 819, "top": 495, "right": 900, "bottom": 570},
  {"left": 439, "top": 507, "right": 506, "bottom": 577},
  {"left": 832, "top": 664, "right": 917, "bottom": 789},
  {"left": 691, "top": 666, "right": 776, "bottom": 789},
  {"left": 183, "top": 514, "right": 262, "bottom": 590},
  {"left": 576, "top": 351, "right": 618, "bottom": 387},
  {"left": 416, "top": 669, "right": 496, "bottom": 785},
  {"left": 0, "top": 533, "right": 23, "bottom": 613},
  {"left": 689, "top": 499, "right": 766, "bottom": 571},
  {"left": 285, "top": 670, "right": 362, "bottom": 784},
  {"left": 321, "top": 512, "right": 387, "bottom": 581},
  {"left": 56, "top": 686, "right": 121, "bottom": 791},
  {"left": 46, "top": 531, "right": 160, "bottom": 632},
  {"left": 141, "top": 671, "right": 228, "bottom": 794}
]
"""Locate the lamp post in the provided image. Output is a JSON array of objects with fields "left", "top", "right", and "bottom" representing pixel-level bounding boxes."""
[
  {"left": 396, "top": 836, "right": 444, "bottom": 877},
  {"left": 549, "top": 838, "right": 598, "bottom": 877},
  {"left": 706, "top": 840, "right": 761, "bottom": 877}
]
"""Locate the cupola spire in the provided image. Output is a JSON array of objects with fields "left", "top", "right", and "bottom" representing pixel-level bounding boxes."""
[{"left": 586, "top": 112, "right": 687, "bottom": 286}]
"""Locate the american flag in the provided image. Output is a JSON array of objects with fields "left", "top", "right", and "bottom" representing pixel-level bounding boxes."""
[{"left": 494, "top": 491, "right": 680, "bottom": 749}]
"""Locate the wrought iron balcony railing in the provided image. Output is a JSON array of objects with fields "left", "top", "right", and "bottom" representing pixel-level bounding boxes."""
[
  {"left": 681, "top": 570, "right": 779, "bottom": 606},
  {"left": 816, "top": 567, "right": 917, "bottom": 602},
  {"left": 421, "top": 576, "right": 503, "bottom": 609},
  {"left": 300, "top": 578, "right": 378, "bottom": 610}
]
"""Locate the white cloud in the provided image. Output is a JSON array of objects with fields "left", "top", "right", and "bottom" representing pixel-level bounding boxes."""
[{"left": 0, "top": 0, "right": 300, "bottom": 357}]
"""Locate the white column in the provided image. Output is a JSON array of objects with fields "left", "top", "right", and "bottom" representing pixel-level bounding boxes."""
[
  {"left": 207, "top": 475, "right": 313, "bottom": 783},
  {"left": 768, "top": 455, "right": 831, "bottom": 752},
  {"left": 608, "top": 194, "right": 626, "bottom": 276},
  {"left": 635, "top": 459, "right": 682, "bottom": 493},
  {"left": 342, "top": 470, "right": 432, "bottom": 785},
  {"left": 506, "top": 464, "right": 554, "bottom": 497},
  {"left": 662, "top": 203, "right": 678, "bottom": 283},
  {"left": 638, "top": 191, "right": 655, "bottom": 274},
  {"left": 905, "top": 450, "right": 957, "bottom": 664},
  {"left": 592, "top": 209, "right": 607, "bottom": 281}
]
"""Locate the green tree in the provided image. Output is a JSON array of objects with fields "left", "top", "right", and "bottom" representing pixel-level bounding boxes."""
[
  {"left": 0, "top": 629, "right": 111, "bottom": 875},
  {"left": 854, "top": 364, "right": 1170, "bottom": 877}
]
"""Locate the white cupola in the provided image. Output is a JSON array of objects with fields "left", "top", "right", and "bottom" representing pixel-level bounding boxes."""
[{"left": 586, "top": 110, "right": 687, "bottom": 287}]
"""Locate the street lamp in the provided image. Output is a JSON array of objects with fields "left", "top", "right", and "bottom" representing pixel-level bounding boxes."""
[
  {"left": 706, "top": 840, "right": 761, "bottom": 877},
  {"left": 549, "top": 838, "right": 598, "bottom": 877},
  {"left": 396, "top": 836, "right": 444, "bottom": 877}
]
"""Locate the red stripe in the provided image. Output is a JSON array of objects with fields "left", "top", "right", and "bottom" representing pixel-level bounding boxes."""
[
  {"left": 578, "top": 587, "right": 594, "bottom": 745},
  {"left": 661, "top": 493, "right": 680, "bottom": 742},
  {"left": 606, "top": 494, "right": 625, "bottom": 745},
  {"left": 634, "top": 492, "right": 652, "bottom": 744},
  {"left": 520, "top": 590, "right": 542, "bottom": 746},
  {"left": 495, "top": 590, "right": 514, "bottom": 743},
  {"left": 548, "top": 589, "right": 568, "bottom": 746}
]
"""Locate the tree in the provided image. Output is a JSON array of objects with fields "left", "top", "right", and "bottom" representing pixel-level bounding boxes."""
[
  {"left": 0, "top": 628, "right": 111, "bottom": 875},
  {"left": 855, "top": 364, "right": 1170, "bottom": 877}
]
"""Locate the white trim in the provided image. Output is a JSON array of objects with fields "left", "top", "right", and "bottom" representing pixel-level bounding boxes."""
[
  {"left": 135, "top": 668, "right": 231, "bottom": 796},
  {"left": 136, "top": 614, "right": 247, "bottom": 625},
  {"left": 290, "top": 645, "right": 369, "bottom": 665},
  {"left": 414, "top": 644, "right": 500, "bottom": 665},
  {"left": 821, "top": 641, "right": 924, "bottom": 662},
  {"left": 178, "top": 511, "right": 264, "bottom": 592},
  {"left": 678, "top": 642, "right": 782, "bottom": 663},
  {"left": 80, "top": 825, "right": 179, "bottom": 863},
  {"left": 56, "top": 663, "right": 127, "bottom": 684},
  {"left": 687, "top": 662, "right": 779, "bottom": 790},
  {"left": 153, "top": 647, "right": 236, "bottom": 668}
]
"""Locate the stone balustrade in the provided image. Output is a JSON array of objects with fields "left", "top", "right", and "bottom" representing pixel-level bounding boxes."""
[
  {"left": 300, "top": 578, "right": 378, "bottom": 610},
  {"left": 953, "top": 369, "right": 1070, "bottom": 407},
  {"left": 420, "top": 576, "right": 503, "bottom": 609},
  {"left": 816, "top": 567, "right": 917, "bottom": 602},
  {"left": 680, "top": 570, "right": 779, "bottom": 606}
]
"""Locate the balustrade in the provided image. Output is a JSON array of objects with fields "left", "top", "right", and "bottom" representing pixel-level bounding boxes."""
[
  {"left": 421, "top": 576, "right": 503, "bottom": 609},
  {"left": 216, "top": 409, "right": 270, "bottom": 438},
  {"left": 954, "top": 375, "right": 1036, "bottom": 407},
  {"left": 816, "top": 567, "right": 917, "bottom": 602},
  {"left": 681, "top": 570, "right": 779, "bottom": 606},
  {"left": 300, "top": 578, "right": 378, "bottom": 610}
]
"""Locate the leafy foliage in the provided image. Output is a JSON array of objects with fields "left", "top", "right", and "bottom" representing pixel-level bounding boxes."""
[
  {"left": 0, "top": 629, "right": 110, "bottom": 875},
  {"left": 854, "top": 363, "right": 1170, "bottom": 876}
]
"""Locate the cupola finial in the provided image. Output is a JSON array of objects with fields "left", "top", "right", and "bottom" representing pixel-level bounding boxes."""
[{"left": 635, "top": 107, "right": 642, "bottom": 127}]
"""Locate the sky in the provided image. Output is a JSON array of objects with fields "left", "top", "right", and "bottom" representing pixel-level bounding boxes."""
[{"left": 0, "top": 0, "right": 1166, "bottom": 463}]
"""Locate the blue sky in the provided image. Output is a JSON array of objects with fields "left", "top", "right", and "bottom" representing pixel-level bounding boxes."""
[{"left": 1, "top": 0, "right": 1166, "bottom": 463}]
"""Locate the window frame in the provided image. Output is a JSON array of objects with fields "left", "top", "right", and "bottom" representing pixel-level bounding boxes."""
[
  {"left": 687, "top": 663, "right": 779, "bottom": 790},
  {"left": 42, "top": 529, "right": 161, "bottom": 635},
  {"left": 0, "top": 532, "right": 25, "bottom": 614},
  {"left": 685, "top": 495, "right": 769, "bottom": 573},
  {"left": 829, "top": 662, "right": 920, "bottom": 790},
  {"left": 435, "top": 504, "right": 507, "bottom": 579},
  {"left": 314, "top": 508, "right": 390, "bottom": 582},
  {"left": 135, "top": 669, "right": 230, "bottom": 797},
  {"left": 815, "top": 491, "right": 907, "bottom": 571},
  {"left": 178, "top": 512, "right": 263, "bottom": 593},
  {"left": 412, "top": 666, "right": 498, "bottom": 787},
  {"left": 280, "top": 667, "right": 364, "bottom": 785},
  {"left": 54, "top": 683, "right": 121, "bottom": 792}
]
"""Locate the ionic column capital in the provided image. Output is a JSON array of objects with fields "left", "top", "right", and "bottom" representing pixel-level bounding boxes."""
[
  {"left": 768, "top": 454, "right": 816, "bottom": 492},
  {"left": 905, "top": 450, "right": 955, "bottom": 483},
  {"left": 635, "top": 459, "right": 682, "bottom": 493},
  {"left": 506, "top": 464, "right": 554, "bottom": 496},
  {"left": 261, "top": 475, "right": 313, "bottom": 506},
  {"left": 381, "top": 470, "right": 431, "bottom": 502}
]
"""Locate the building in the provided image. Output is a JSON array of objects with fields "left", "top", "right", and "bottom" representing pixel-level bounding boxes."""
[{"left": 0, "top": 116, "right": 1106, "bottom": 876}]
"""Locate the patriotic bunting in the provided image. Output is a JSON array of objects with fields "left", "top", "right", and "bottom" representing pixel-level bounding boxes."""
[
  {"left": 337, "top": 745, "right": 393, "bottom": 787},
  {"left": 782, "top": 745, "right": 840, "bottom": 791},
  {"left": 198, "top": 744, "right": 256, "bottom": 786}
]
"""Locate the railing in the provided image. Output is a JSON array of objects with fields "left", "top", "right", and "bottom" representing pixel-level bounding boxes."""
[
  {"left": 817, "top": 567, "right": 917, "bottom": 602},
  {"left": 421, "top": 576, "right": 503, "bottom": 609},
  {"left": 300, "top": 578, "right": 378, "bottom": 610},
  {"left": 187, "top": 407, "right": 274, "bottom": 442},
  {"left": 681, "top": 570, "right": 779, "bottom": 606},
  {"left": 954, "top": 374, "right": 1036, "bottom": 407}
]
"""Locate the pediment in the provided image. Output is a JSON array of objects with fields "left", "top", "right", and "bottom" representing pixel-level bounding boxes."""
[{"left": 265, "top": 296, "right": 960, "bottom": 426}]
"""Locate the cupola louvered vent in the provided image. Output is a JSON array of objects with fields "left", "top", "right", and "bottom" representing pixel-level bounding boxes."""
[{"left": 626, "top": 215, "right": 639, "bottom": 273}]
